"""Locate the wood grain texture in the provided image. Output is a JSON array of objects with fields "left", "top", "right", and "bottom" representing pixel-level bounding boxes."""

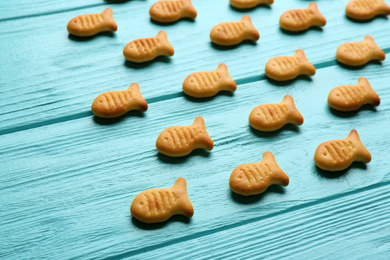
[
  {"left": 1, "top": 0, "right": 390, "bottom": 259},
  {"left": 1, "top": 0, "right": 390, "bottom": 134}
]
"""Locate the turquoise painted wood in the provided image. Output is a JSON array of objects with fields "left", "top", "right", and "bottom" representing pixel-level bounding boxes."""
[{"left": 1, "top": 0, "right": 389, "bottom": 259}]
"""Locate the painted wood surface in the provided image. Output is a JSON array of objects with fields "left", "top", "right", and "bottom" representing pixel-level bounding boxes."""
[{"left": 1, "top": 0, "right": 390, "bottom": 259}]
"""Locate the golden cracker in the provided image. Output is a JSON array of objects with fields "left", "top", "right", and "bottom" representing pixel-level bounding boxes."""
[
  {"left": 279, "top": 3, "right": 326, "bottom": 32},
  {"left": 91, "top": 83, "right": 148, "bottom": 118},
  {"left": 265, "top": 49, "right": 316, "bottom": 81},
  {"left": 210, "top": 15, "right": 260, "bottom": 46},
  {"left": 149, "top": 0, "right": 197, "bottom": 23},
  {"left": 346, "top": 0, "right": 390, "bottom": 20},
  {"left": 183, "top": 63, "right": 237, "bottom": 98},
  {"left": 123, "top": 31, "right": 175, "bottom": 63},
  {"left": 336, "top": 35, "right": 385, "bottom": 66},
  {"left": 328, "top": 77, "right": 380, "bottom": 112},
  {"left": 249, "top": 95, "right": 304, "bottom": 132},
  {"left": 156, "top": 117, "right": 214, "bottom": 157},
  {"left": 314, "top": 130, "right": 371, "bottom": 172},
  {"left": 230, "top": 152, "right": 289, "bottom": 196},
  {"left": 67, "top": 8, "right": 117, "bottom": 37},
  {"left": 131, "top": 178, "right": 194, "bottom": 224}
]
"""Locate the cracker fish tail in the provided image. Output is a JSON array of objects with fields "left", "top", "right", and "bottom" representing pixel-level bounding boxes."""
[
  {"left": 181, "top": 0, "right": 197, "bottom": 19},
  {"left": 192, "top": 117, "right": 214, "bottom": 151},
  {"left": 308, "top": 3, "right": 327, "bottom": 26},
  {"left": 364, "top": 36, "right": 385, "bottom": 61},
  {"left": 263, "top": 152, "right": 290, "bottom": 186},
  {"left": 282, "top": 95, "right": 304, "bottom": 126},
  {"left": 294, "top": 49, "right": 316, "bottom": 76},
  {"left": 217, "top": 63, "right": 237, "bottom": 92},
  {"left": 157, "top": 31, "right": 175, "bottom": 56},
  {"left": 172, "top": 178, "right": 194, "bottom": 218},
  {"left": 102, "top": 8, "right": 118, "bottom": 32},
  {"left": 358, "top": 77, "right": 380, "bottom": 106},
  {"left": 128, "top": 83, "right": 148, "bottom": 112},
  {"left": 241, "top": 15, "right": 260, "bottom": 41},
  {"left": 347, "top": 130, "right": 371, "bottom": 163}
]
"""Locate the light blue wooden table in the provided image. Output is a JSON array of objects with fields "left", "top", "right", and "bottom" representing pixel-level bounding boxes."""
[{"left": 1, "top": 0, "right": 390, "bottom": 259}]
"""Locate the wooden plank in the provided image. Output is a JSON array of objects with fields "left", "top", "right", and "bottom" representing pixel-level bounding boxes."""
[
  {"left": 1, "top": 0, "right": 390, "bottom": 259},
  {"left": 0, "top": 0, "right": 135, "bottom": 22},
  {"left": 2, "top": 0, "right": 390, "bottom": 133},
  {"left": 122, "top": 181, "right": 390, "bottom": 259},
  {"left": 0, "top": 0, "right": 384, "bottom": 22},
  {"left": 1, "top": 62, "right": 389, "bottom": 258}
]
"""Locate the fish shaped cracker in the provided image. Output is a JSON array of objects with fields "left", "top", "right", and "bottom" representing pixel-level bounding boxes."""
[
  {"left": 230, "top": 152, "right": 289, "bottom": 196},
  {"left": 67, "top": 8, "right": 118, "bottom": 37},
  {"left": 123, "top": 31, "right": 175, "bottom": 63},
  {"left": 91, "top": 83, "right": 148, "bottom": 118},
  {"left": 328, "top": 77, "right": 380, "bottom": 112},
  {"left": 149, "top": 0, "right": 197, "bottom": 23},
  {"left": 230, "top": 0, "right": 274, "bottom": 9},
  {"left": 336, "top": 35, "right": 385, "bottom": 66},
  {"left": 210, "top": 15, "right": 260, "bottom": 46},
  {"left": 131, "top": 178, "right": 194, "bottom": 224},
  {"left": 265, "top": 49, "right": 316, "bottom": 81},
  {"left": 346, "top": 0, "right": 390, "bottom": 20},
  {"left": 156, "top": 117, "right": 214, "bottom": 157},
  {"left": 182, "top": 63, "right": 237, "bottom": 98},
  {"left": 279, "top": 3, "right": 326, "bottom": 32},
  {"left": 249, "top": 95, "right": 304, "bottom": 132},
  {"left": 314, "top": 130, "right": 371, "bottom": 172}
]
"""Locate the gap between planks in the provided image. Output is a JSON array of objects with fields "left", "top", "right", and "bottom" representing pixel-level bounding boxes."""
[
  {"left": 87, "top": 180, "right": 390, "bottom": 259},
  {"left": 0, "top": 1, "right": 146, "bottom": 23},
  {"left": 1, "top": 50, "right": 389, "bottom": 138},
  {"left": 0, "top": 3, "right": 104, "bottom": 23}
]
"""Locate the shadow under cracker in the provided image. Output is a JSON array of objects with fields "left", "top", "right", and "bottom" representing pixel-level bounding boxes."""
[
  {"left": 157, "top": 149, "right": 212, "bottom": 164},
  {"left": 345, "top": 14, "right": 389, "bottom": 23},
  {"left": 93, "top": 110, "right": 146, "bottom": 125},
  {"left": 150, "top": 17, "right": 196, "bottom": 26},
  {"left": 337, "top": 60, "right": 383, "bottom": 70},
  {"left": 230, "top": 185, "right": 286, "bottom": 205},
  {"left": 328, "top": 105, "right": 377, "bottom": 118},
  {"left": 130, "top": 215, "right": 191, "bottom": 230},
  {"left": 68, "top": 31, "right": 116, "bottom": 42},
  {"left": 266, "top": 74, "right": 313, "bottom": 87},
  {"left": 124, "top": 56, "right": 172, "bottom": 69},
  {"left": 314, "top": 162, "right": 368, "bottom": 179},
  {"left": 104, "top": 0, "right": 146, "bottom": 3},
  {"left": 249, "top": 124, "right": 300, "bottom": 138},
  {"left": 229, "top": 3, "right": 272, "bottom": 12},
  {"left": 279, "top": 26, "right": 323, "bottom": 36},
  {"left": 210, "top": 40, "right": 257, "bottom": 51},
  {"left": 184, "top": 91, "right": 234, "bottom": 103}
]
